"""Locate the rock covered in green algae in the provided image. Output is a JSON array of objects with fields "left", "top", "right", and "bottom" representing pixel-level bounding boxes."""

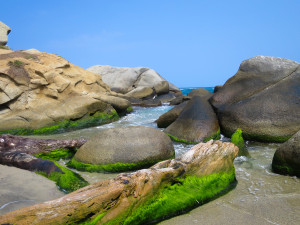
[
  {"left": 68, "top": 126, "right": 175, "bottom": 172},
  {"left": 0, "top": 140, "right": 238, "bottom": 225},
  {"left": 272, "top": 130, "right": 300, "bottom": 177}
]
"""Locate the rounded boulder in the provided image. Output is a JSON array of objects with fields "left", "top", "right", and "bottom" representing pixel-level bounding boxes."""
[{"left": 73, "top": 126, "right": 175, "bottom": 171}]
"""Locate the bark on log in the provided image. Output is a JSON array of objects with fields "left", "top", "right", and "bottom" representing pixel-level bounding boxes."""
[
  {"left": 0, "top": 140, "right": 238, "bottom": 225},
  {"left": 0, "top": 134, "right": 87, "bottom": 174}
]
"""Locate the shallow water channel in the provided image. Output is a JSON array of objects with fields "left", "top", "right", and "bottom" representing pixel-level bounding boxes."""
[{"left": 0, "top": 106, "right": 299, "bottom": 224}]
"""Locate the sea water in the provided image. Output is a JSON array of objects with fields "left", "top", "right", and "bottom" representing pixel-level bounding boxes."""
[{"left": 0, "top": 88, "right": 299, "bottom": 224}]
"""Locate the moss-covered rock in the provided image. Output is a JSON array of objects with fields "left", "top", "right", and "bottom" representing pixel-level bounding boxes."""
[
  {"left": 230, "top": 128, "right": 249, "bottom": 156},
  {"left": 0, "top": 110, "right": 119, "bottom": 135},
  {"left": 36, "top": 162, "right": 88, "bottom": 193}
]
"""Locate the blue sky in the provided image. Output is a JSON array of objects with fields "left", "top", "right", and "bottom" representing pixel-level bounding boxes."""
[{"left": 2, "top": 0, "right": 300, "bottom": 87}]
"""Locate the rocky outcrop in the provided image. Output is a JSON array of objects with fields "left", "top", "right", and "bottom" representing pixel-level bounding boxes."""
[
  {"left": 0, "top": 134, "right": 88, "bottom": 192},
  {"left": 165, "top": 96, "right": 220, "bottom": 143},
  {"left": 0, "top": 140, "right": 238, "bottom": 225},
  {"left": 0, "top": 21, "right": 11, "bottom": 46},
  {"left": 87, "top": 65, "right": 181, "bottom": 106},
  {"left": 272, "top": 130, "right": 300, "bottom": 177},
  {"left": 68, "top": 126, "right": 175, "bottom": 172},
  {"left": 0, "top": 50, "right": 129, "bottom": 135},
  {"left": 210, "top": 56, "right": 300, "bottom": 142}
]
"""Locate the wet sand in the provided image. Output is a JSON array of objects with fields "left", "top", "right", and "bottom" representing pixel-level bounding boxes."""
[{"left": 0, "top": 165, "right": 64, "bottom": 216}]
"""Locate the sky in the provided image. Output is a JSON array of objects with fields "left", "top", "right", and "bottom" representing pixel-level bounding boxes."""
[{"left": 1, "top": 0, "right": 300, "bottom": 87}]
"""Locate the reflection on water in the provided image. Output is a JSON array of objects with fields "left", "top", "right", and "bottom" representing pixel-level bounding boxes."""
[{"left": 1, "top": 106, "right": 299, "bottom": 224}]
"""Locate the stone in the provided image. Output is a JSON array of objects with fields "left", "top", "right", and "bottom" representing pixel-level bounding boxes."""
[
  {"left": 165, "top": 96, "right": 220, "bottom": 143},
  {"left": 188, "top": 88, "right": 213, "bottom": 99},
  {"left": 0, "top": 140, "right": 238, "bottom": 225},
  {"left": 154, "top": 81, "right": 169, "bottom": 95},
  {"left": 272, "top": 130, "right": 300, "bottom": 177},
  {"left": 0, "top": 50, "right": 122, "bottom": 135},
  {"left": 210, "top": 56, "right": 300, "bottom": 142},
  {"left": 213, "top": 85, "right": 223, "bottom": 93},
  {"left": 87, "top": 65, "right": 181, "bottom": 95},
  {"left": 71, "top": 126, "right": 174, "bottom": 172},
  {"left": 156, "top": 101, "right": 188, "bottom": 128},
  {"left": 125, "top": 86, "right": 154, "bottom": 99},
  {"left": 170, "top": 95, "right": 191, "bottom": 105},
  {"left": 0, "top": 21, "right": 11, "bottom": 46}
]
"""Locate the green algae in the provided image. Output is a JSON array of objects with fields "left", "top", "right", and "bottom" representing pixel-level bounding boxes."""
[
  {"left": 231, "top": 128, "right": 245, "bottom": 150},
  {"left": 0, "top": 110, "right": 119, "bottom": 136},
  {"left": 80, "top": 212, "right": 107, "bottom": 225},
  {"left": 126, "top": 106, "right": 133, "bottom": 113},
  {"left": 67, "top": 156, "right": 174, "bottom": 173},
  {"left": 242, "top": 133, "right": 291, "bottom": 143},
  {"left": 34, "top": 148, "right": 76, "bottom": 161},
  {"left": 103, "top": 168, "right": 236, "bottom": 225},
  {"left": 36, "top": 161, "right": 88, "bottom": 193},
  {"left": 167, "top": 129, "right": 221, "bottom": 144}
]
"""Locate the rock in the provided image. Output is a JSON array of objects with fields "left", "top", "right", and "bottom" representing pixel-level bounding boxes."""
[
  {"left": 125, "top": 86, "right": 154, "bottom": 99},
  {"left": 139, "top": 98, "right": 162, "bottom": 107},
  {"left": 70, "top": 126, "right": 175, "bottom": 172},
  {"left": 165, "top": 96, "right": 220, "bottom": 143},
  {"left": 210, "top": 56, "right": 300, "bottom": 142},
  {"left": 156, "top": 92, "right": 179, "bottom": 103},
  {"left": 154, "top": 81, "right": 169, "bottom": 95},
  {"left": 188, "top": 88, "right": 213, "bottom": 99},
  {"left": 0, "top": 134, "right": 88, "bottom": 192},
  {"left": 0, "top": 21, "right": 11, "bottom": 46},
  {"left": 87, "top": 65, "right": 181, "bottom": 96},
  {"left": 170, "top": 95, "right": 191, "bottom": 105},
  {"left": 94, "top": 94, "right": 131, "bottom": 114},
  {"left": 156, "top": 101, "right": 188, "bottom": 128},
  {"left": 0, "top": 140, "right": 238, "bottom": 225},
  {"left": 213, "top": 85, "right": 223, "bottom": 93},
  {"left": 272, "top": 130, "right": 300, "bottom": 177},
  {"left": 0, "top": 50, "right": 121, "bottom": 135}
]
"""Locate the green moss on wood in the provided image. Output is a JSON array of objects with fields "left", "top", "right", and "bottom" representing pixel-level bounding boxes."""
[
  {"left": 103, "top": 168, "right": 236, "bottom": 225},
  {"left": 0, "top": 110, "right": 119, "bottom": 136},
  {"left": 36, "top": 162, "right": 88, "bottom": 193},
  {"left": 34, "top": 148, "right": 76, "bottom": 161},
  {"left": 67, "top": 155, "right": 175, "bottom": 173}
]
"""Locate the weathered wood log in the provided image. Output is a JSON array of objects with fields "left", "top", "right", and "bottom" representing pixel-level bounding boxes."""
[
  {"left": 0, "top": 140, "right": 238, "bottom": 225},
  {"left": 0, "top": 134, "right": 87, "bottom": 174}
]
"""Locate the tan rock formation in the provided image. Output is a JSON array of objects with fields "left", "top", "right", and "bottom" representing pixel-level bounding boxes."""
[{"left": 0, "top": 50, "right": 127, "bottom": 133}]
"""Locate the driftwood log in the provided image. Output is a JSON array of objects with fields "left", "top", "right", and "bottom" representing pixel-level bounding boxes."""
[
  {"left": 0, "top": 134, "right": 87, "bottom": 174},
  {"left": 0, "top": 140, "right": 238, "bottom": 225}
]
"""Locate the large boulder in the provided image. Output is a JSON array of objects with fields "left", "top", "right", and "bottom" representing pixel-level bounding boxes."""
[
  {"left": 69, "top": 126, "right": 175, "bottom": 172},
  {"left": 188, "top": 88, "right": 213, "bottom": 99},
  {"left": 87, "top": 65, "right": 181, "bottom": 95},
  {"left": 0, "top": 21, "right": 11, "bottom": 46},
  {"left": 165, "top": 96, "right": 220, "bottom": 143},
  {"left": 0, "top": 140, "right": 238, "bottom": 225},
  {"left": 210, "top": 56, "right": 300, "bottom": 142},
  {"left": 0, "top": 50, "right": 123, "bottom": 135},
  {"left": 272, "top": 130, "right": 300, "bottom": 177}
]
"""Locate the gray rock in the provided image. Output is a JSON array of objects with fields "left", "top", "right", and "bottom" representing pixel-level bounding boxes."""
[
  {"left": 187, "top": 88, "right": 213, "bottom": 100},
  {"left": 125, "top": 86, "right": 154, "bottom": 99},
  {"left": 154, "top": 81, "right": 169, "bottom": 95},
  {"left": 165, "top": 96, "right": 220, "bottom": 143},
  {"left": 0, "top": 21, "right": 11, "bottom": 46},
  {"left": 210, "top": 56, "right": 300, "bottom": 142},
  {"left": 156, "top": 101, "right": 188, "bottom": 128},
  {"left": 74, "top": 126, "right": 174, "bottom": 165},
  {"left": 87, "top": 65, "right": 181, "bottom": 95},
  {"left": 272, "top": 130, "right": 300, "bottom": 177}
]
